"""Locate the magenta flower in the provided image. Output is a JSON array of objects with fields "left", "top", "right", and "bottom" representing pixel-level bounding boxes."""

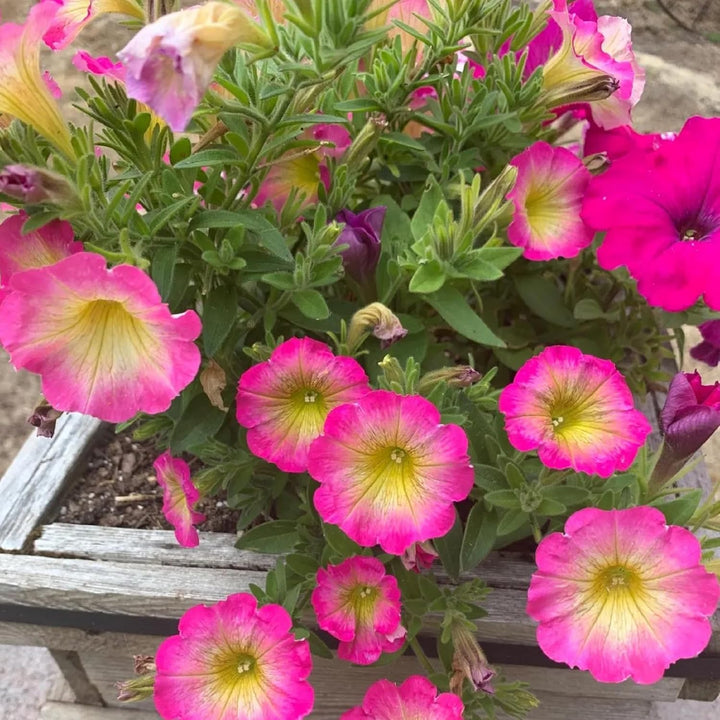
[
  {"left": 582, "top": 116, "right": 720, "bottom": 311},
  {"left": 583, "top": 121, "right": 675, "bottom": 161},
  {"left": 691, "top": 321, "right": 720, "bottom": 367},
  {"left": 335, "top": 207, "right": 386, "bottom": 287},
  {"left": 72, "top": 50, "right": 126, "bottom": 83},
  {"left": 118, "top": 2, "right": 268, "bottom": 132},
  {"left": 0, "top": 252, "right": 201, "bottom": 422},
  {"left": 311, "top": 556, "right": 406, "bottom": 665},
  {"left": 154, "top": 593, "right": 314, "bottom": 720},
  {"left": 400, "top": 541, "right": 438, "bottom": 573},
  {"left": 341, "top": 676, "right": 463, "bottom": 720},
  {"left": 153, "top": 452, "right": 205, "bottom": 548},
  {"left": 507, "top": 142, "right": 594, "bottom": 261},
  {"left": 0, "top": 212, "right": 82, "bottom": 291},
  {"left": 308, "top": 390, "right": 474, "bottom": 555},
  {"left": 236, "top": 338, "right": 370, "bottom": 473},
  {"left": 499, "top": 346, "right": 651, "bottom": 477},
  {"left": 528, "top": 507, "right": 720, "bottom": 683}
]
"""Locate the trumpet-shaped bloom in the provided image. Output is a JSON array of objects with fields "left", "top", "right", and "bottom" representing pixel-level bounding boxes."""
[
  {"left": 0, "top": 252, "right": 201, "bottom": 422},
  {"left": 236, "top": 338, "right": 369, "bottom": 473},
  {"left": 153, "top": 452, "right": 205, "bottom": 548},
  {"left": 0, "top": 2, "right": 74, "bottom": 156},
  {"left": 42, "top": 0, "right": 146, "bottom": 51},
  {"left": 341, "top": 676, "right": 464, "bottom": 720},
  {"left": 527, "top": 507, "right": 720, "bottom": 683},
  {"left": 583, "top": 121, "right": 675, "bottom": 161},
  {"left": 582, "top": 116, "right": 720, "bottom": 311},
  {"left": 335, "top": 207, "right": 386, "bottom": 287},
  {"left": 499, "top": 346, "right": 651, "bottom": 477},
  {"left": 118, "top": 2, "right": 269, "bottom": 132},
  {"left": 0, "top": 165, "right": 77, "bottom": 206},
  {"left": 154, "top": 593, "right": 314, "bottom": 720},
  {"left": 308, "top": 390, "right": 474, "bottom": 555},
  {"left": 254, "top": 152, "right": 325, "bottom": 213},
  {"left": 0, "top": 213, "right": 82, "bottom": 290},
  {"left": 312, "top": 556, "right": 406, "bottom": 664},
  {"left": 507, "top": 142, "right": 594, "bottom": 261},
  {"left": 691, "top": 321, "right": 720, "bottom": 367}
]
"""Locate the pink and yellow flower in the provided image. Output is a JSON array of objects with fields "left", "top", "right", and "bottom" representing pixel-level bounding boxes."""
[
  {"left": 0, "top": 2, "right": 74, "bottom": 156},
  {"left": 42, "top": 0, "right": 146, "bottom": 51},
  {"left": 341, "top": 676, "right": 464, "bottom": 720},
  {"left": 311, "top": 556, "right": 406, "bottom": 665},
  {"left": 153, "top": 452, "right": 205, "bottom": 548},
  {"left": 0, "top": 252, "right": 201, "bottom": 422},
  {"left": 499, "top": 345, "right": 651, "bottom": 477},
  {"left": 154, "top": 593, "right": 314, "bottom": 720},
  {"left": 527, "top": 506, "right": 720, "bottom": 683},
  {"left": 308, "top": 390, "right": 474, "bottom": 555},
  {"left": 236, "top": 338, "right": 369, "bottom": 473},
  {"left": 254, "top": 151, "right": 326, "bottom": 213},
  {"left": 582, "top": 116, "right": 720, "bottom": 311},
  {"left": 507, "top": 141, "right": 594, "bottom": 261},
  {"left": 118, "top": 2, "right": 270, "bottom": 132}
]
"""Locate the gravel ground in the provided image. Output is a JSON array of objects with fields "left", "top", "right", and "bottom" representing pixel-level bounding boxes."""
[{"left": 0, "top": 1, "right": 718, "bottom": 719}]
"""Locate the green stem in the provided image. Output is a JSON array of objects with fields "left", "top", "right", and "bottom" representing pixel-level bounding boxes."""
[{"left": 409, "top": 636, "right": 436, "bottom": 676}]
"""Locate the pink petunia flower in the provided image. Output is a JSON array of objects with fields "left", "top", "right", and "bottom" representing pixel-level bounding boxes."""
[
  {"left": 254, "top": 151, "right": 326, "bottom": 213},
  {"left": 498, "top": 345, "right": 651, "bottom": 477},
  {"left": 507, "top": 141, "right": 594, "bottom": 261},
  {"left": 308, "top": 390, "right": 474, "bottom": 555},
  {"left": 42, "top": 0, "right": 146, "bottom": 51},
  {"left": 0, "top": 252, "right": 201, "bottom": 422},
  {"left": 582, "top": 116, "right": 720, "bottom": 311},
  {"left": 236, "top": 338, "right": 370, "bottom": 473},
  {"left": 341, "top": 676, "right": 464, "bottom": 720},
  {"left": 583, "top": 121, "right": 675, "bottom": 161},
  {"left": 154, "top": 593, "right": 314, "bottom": 720},
  {"left": 527, "top": 506, "right": 720, "bottom": 683},
  {"left": 153, "top": 452, "right": 205, "bottom": 548},
  {"left": 691, "top": 320, "right": 720, "bottom": 367},
  {"left": 527, "top": 0, "right": 644, "bottom": 129},
  {"left": 0, "top": 1, "right": 74, "bottom": 156},
  {"left": 0, "top": 212, "right": 82, "bottom": 291},
  {"left": 72, "top": 49, "right": 126, "bottom": 82},
  {"left": 311, "top": 556, "right": 406, "bottom": 664},
  {"left": 365, "top": 0, "right": 432, "bottom": 55},
  {"left": 117, "top": 2, "right": 270, "bottom": 132}
]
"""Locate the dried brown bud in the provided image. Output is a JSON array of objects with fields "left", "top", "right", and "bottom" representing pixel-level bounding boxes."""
[{"left": 27, "top": 401, "right": 62, "bottom": 438}]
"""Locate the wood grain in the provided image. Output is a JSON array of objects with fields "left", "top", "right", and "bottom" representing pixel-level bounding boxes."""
[{"left": 41, "top": 702, "right": 158, "bottom": 720}]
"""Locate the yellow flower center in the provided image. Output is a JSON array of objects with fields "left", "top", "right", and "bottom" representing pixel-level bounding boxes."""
[
  {"left": 597, "top": 565, "right": 641, "bottom": 593},
  {"left": 236, "top": 654, "right": 257, "bottom": 675},
  {"left": 349, "top": 584, "right": 379, "bottom": 622}
]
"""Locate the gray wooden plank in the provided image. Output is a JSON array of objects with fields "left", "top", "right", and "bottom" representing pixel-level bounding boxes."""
[
  {"left": 41, "top": 702, "right": 157, "bottom": 719},
  {"left": 0, "top": 413, "right": 104, "bottom": 551},
  {"left": 49, "top": 650, "right": 105, "bottom": 707}
]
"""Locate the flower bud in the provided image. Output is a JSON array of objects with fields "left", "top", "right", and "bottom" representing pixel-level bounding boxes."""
[
  {"left": 400, "top": 541, "right": 438, "bottom": 572},
  {"left": 116, "top": 673, "right": 155, "bottom": 703},
  {"left": 417, "top": 366, "right": 481, "bottom": 394},
  {"left": 449, "top": 622, "right": 496, "bottom": 695},
  {"left": 343, "top": 115, "right": 388, "bottom": 171},
  {"left": 27, "top": 400, "right": 62, "bottom": 438},
  {"left": 334, "top": 206, "right": 386, "bottom": 290},
  {"left": 0, "top": 165, "right": 78, "bottom": 207},
  {"left": 346, "top": 302, "right": 406, "bottom": 354},
  {"left": 542, "top": 75, "right": 620, "bottom": 111}
]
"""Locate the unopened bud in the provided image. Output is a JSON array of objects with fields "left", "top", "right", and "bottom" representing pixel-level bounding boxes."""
[
  {"left": 346, "top": 302, "right": 407, "bottom": 353},
  {"left": 343, "top": 115, "right": 389, "bottom": 170},
  {"left": 418, "top": 366, "right": 481, "bottom": 394},
  {"left": 0, "top": 165, "right": 78, "bottom": 207},
  {"left": 27, "top": 401, "right": 63, "bottom": 438},
  {"left": 542, "top": 74, "right": 619, "bottom": 110},
  {"left": 116, "top": 673, "right": 155, "bottom": 703},
  {"left": 378, "top": 354, "right": 405, "bottom": 386},
  {"left": 449, "top": 623, "right": 496, "bottom": 696},
  {"left": 474, "top": 164, "right": 518, "bottom": 230}
]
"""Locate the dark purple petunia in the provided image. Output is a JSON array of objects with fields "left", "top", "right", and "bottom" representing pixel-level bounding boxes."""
[
  {"left": 334, "top": 206, "right": 386, "bottom": 288},
  {"left": 690, "top": 321, "right": 720, "bottom": 367}
]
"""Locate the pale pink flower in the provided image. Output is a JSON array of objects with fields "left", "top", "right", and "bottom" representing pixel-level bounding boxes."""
[
  {"left": 154, "top": 593, "right": 314, "bottom": 720},
  {"left": 0, "top": 252, "right": 201, "bottom": 422},
  {"left": 499, "top": 346, "right": 652, "bottom": 477},
  {"left": 308, "top": 390, "right": 474, "bottom": 555},
  {"left": 527, "top": 507, "right": 720, "bottom": 683},
  {"left": 118, "top": 2, "right": 269, "bottom": 132},
  {"left": 153, "top": 452, "right": 205, "bottom": 548},
  {"left": 312, "top": 556, "right": 406, "bottom": 664},
  {"left": 42, "top": 0, "right": 146, "bottom": 51},
  {"left": 341, "top": 676, "right": 463, "bottom": 720},
  {"left": 236, "top": 338, "right": 370, "bottom": 473},
  {"left": 507, "top": 141, "right": 594, "bottom": 261},
  {"left": 366, "top": 0, "right": 432, "bottom": 55},
  {"left": 254, "top": 152, "right": 325, "bottom": 213}
]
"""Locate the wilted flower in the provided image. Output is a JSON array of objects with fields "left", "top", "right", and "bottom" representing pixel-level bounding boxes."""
[
  {"left": 527, "top": 507, "right": 720, "bottom": 683},
  {"left": 417, "top": 366, "right": 482, "bottom": 394},
  {"left": 449, "top": 622, "right": 495, "bottom": 695},
  {"left": 0, "top": 2, "right": 74, "bottom": 156},
  {"left": 499, "top": 345, "right": 652, "bottom": 477},
  {"left": 345, "top": 302, "right": 406, "bottom": 353},
  {"left": 153, "top": 452, "right": 205, "bottom": 548},
  {"left": 0, "top": 252, "right": 201, "bottom": 422},
  {"left": 400, "top": 541, "right": 438, "bottom": 572},
  {"left": 236, "top": 337, "right": 370, "bottom": 473},
  {"left": 0, "top": 165, "right": 78, "bottom": 206},
  {"left": 691, "top": 321, "right": 720, "bottom": 368},
  {"left": 154, "top": 593, "right": 313, "bottom": 720},
  {"left": 118, "top": 2, "right": 271, "bottom": 132},
  {"left": 42, "top": 0, "right": 146, "bottom": 51},
  {"left": 308, "top": 390, "right": 474, "bottom": 554},
  {"left": 311, "top": 556, "right": 406, "bottom": 665},
  {"left": 582, "top": 116, "right": 720, "bottom": 311},
  {"left": 27, "top": 400, "right": 63, "bottom": 438},
  {"left": 341, "top": 676, "right": 463, "bottom": 720},
  {"left": 507, "top": 142, "right": 594, "bottom": 261},
  {"left": 335, "top": 207, "right": 386, "bottom": 289}
]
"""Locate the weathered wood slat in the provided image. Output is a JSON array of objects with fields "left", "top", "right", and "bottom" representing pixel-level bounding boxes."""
[
  {"left": 0, "top": 413, "right": 104, "bottom": 551},
  {"left": 41, "top": 702, "right": 157, "bottom": 719}
]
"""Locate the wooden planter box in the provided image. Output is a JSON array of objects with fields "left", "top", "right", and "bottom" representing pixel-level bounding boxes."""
[{"left": 0, "top": 406, "right": 718, "bottom": 720}]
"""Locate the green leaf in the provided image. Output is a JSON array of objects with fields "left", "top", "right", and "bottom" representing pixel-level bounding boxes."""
[
  {"left": 514, "top": 275, "right": 575, "bottom": 328},
  {"left": 170, "top": 393, "right": 226, "bottom": 453},
  {"left": 236, "top": 520, "right": 299, "bottom": 554},
  {"left": 573, "top": 298, "right": 605, "bottom": 320},
  {"left": 543, "top": 485, "right": 590, "bottom": 505},
  {"left": 334, "top": 98, "right": 383, "bottom": 112},
  {"left": 202, "top": 285, "right": 238, "bottom": 356},
  {"left": 286, "top": 553, "right": 320, "bottom": 578},
  {"left": 653, "top": 489, "right": 703, "bottom": 526},
  {"left": 322, "top": 522, "right": 364, "bottom": 557},
  {"left": 484, "top": 489, "right": 520, "bottom": 509},
  {"left": 477, "top": 247, "right": 523, "bottom": 270},
  {"left": 21, "top": 211, "right": 59, "bottom": 234},
  {"left": 174, "top": 148, "right": 240, "bottom": 168},
  {"left": 409, "top": 260, "right": 446, "bottom": 293},
  {"left": 433, "top": 510, "right": 463, "bottom": 580},
  {"left": 425, "top": 286, "right": 505, "bottom": 347},
  {"left": 497, "top": 509, "right": 529, "bottom": 536},
  {"left": 452, "top": 252, "right": 503, "bottom": 282},
  {"left": 306, "top": 630, "right": 334, "bottom": 659},
  {"left": 461, "top": 505, "right": 498, "bottom": 572},
  {"left": 291, "top": 289, "right": 330, "bottom": 319},
  {"left": 151, "top": 246, "right": 177, "bottom": 301},
  {"left": 535, "top": 497, "right": 566, "bottom": 516},
  {"left": 169, "top": 137, "right": 192, "bottom": 164},
  {"left": 411, "top": 177, "right": 443, "bottom": 242}
]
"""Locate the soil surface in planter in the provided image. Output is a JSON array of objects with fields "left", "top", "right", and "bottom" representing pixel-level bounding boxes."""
[{"left": 56, "top": 428, "right": 239, "bottom": 533}]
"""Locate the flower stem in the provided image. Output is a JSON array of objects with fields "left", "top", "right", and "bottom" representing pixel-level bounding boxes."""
[{"left": 409, "top": 636, "right": 436, "bottom": 675}]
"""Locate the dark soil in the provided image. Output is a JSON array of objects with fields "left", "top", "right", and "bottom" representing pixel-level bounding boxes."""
[{"left": 57, "top": 428, "right": 239, "bottom": 533}]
